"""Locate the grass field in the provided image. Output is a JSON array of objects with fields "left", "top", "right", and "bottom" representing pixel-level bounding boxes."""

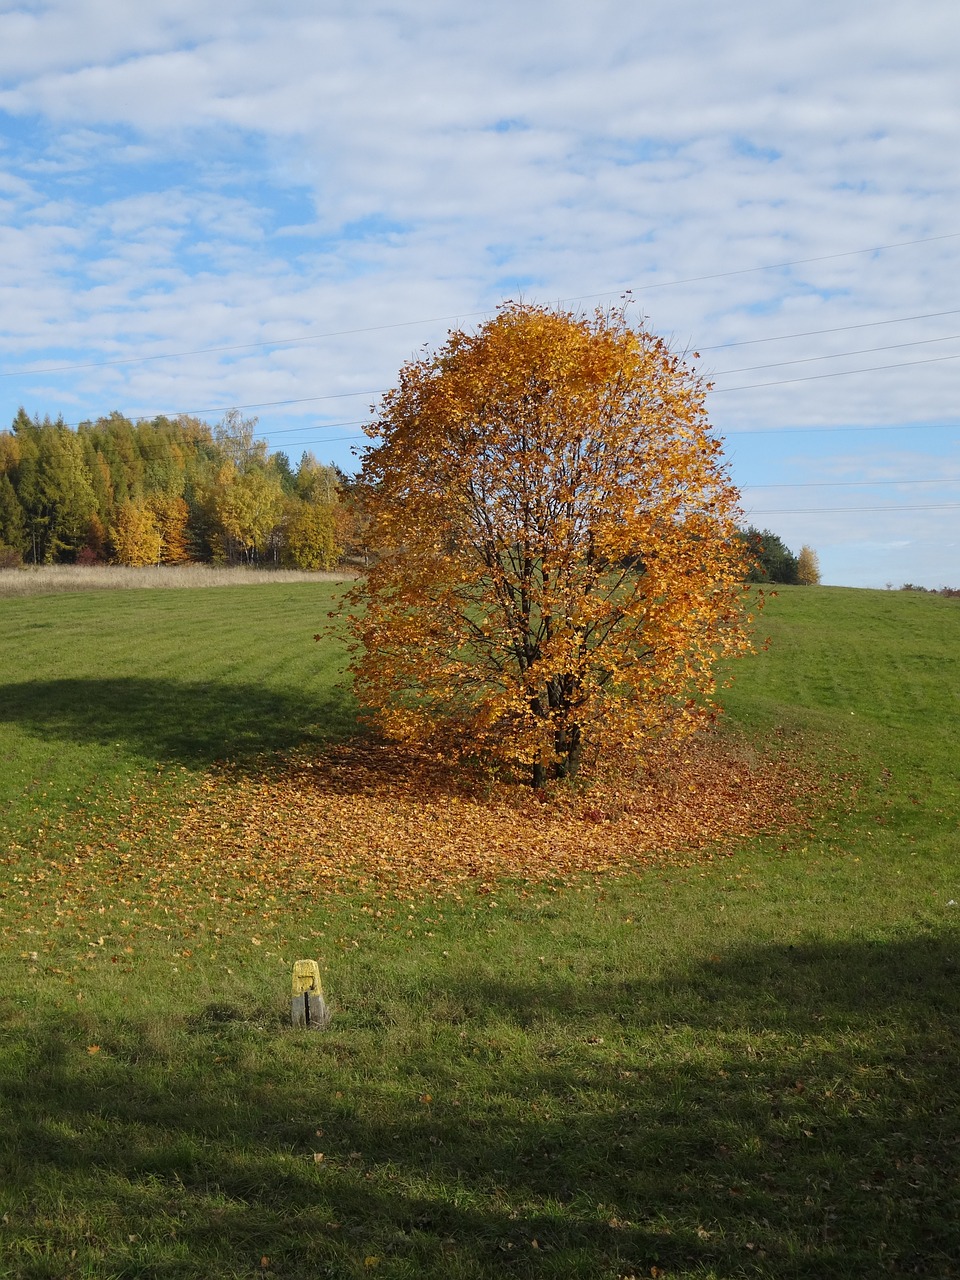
[{"left": 0, "top": 579, "right": 957, "bottom": 1279}]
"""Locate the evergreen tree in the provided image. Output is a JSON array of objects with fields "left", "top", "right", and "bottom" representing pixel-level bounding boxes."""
[
  {"left": 740, "top": 526, "right": 799, "bottom": 584},
  {"left": 13, "top": 415, "right": 96, "bottom": 562}
]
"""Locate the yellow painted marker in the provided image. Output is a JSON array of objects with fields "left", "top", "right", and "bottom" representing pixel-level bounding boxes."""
[
  {"left": 292, "top": 959, "right": 323, "bottom": 997},
  {"left": 291, "top": 960, "right": 330, "bottom": 1029}
]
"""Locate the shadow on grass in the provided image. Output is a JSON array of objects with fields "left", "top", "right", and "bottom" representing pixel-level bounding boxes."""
[
  {"left": 0, "top": 676, "right": 358, "bottom": 767},
  {"left": 1, "top": 934, "right": 958, "bottom": 1278}
]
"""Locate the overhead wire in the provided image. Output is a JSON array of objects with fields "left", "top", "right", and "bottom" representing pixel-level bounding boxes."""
[
  {"left": 45, "top": 341, "right": 960, "bottom": 432},
  {"left": 708, "top": 348, "right": 960, "bottom": 394},
  {"left": 3, "top": 230, "right": 959, "bottom": 379},
  {"left": 744, "top": 477, "right": 960, "bottom": 489},
  {"left": 697, "top": 307, "right": 960, "bottom": 351},
  {"left": 745, "top": 502, "right": 960, "bottom": 515},
  {"left": 709, "top": 332, "right": 960, "bottom": 376}
]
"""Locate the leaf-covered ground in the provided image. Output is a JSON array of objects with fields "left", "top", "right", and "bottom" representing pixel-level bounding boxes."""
[
  {"left": 176, "top": 735, "right": 818, "bottom": 899},
  {"left": 7, "top": 733, "right": 823, "bottom": 950}
]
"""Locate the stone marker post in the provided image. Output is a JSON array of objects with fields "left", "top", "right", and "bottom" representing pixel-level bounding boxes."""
[{"left": 291, "top": 959, "right": 331, "bottom": 1029}]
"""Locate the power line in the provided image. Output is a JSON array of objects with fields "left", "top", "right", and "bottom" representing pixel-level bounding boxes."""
[
  {"left": 49, "top": 390, "right": 380, "bottom": 430},
  {"left": 259, "top": 417, "right": 367, "bottom": 437},
  {"left": 745, "top": 502, "right": 960, "bottom": 514},
  {"left": 709, "top": 348, "right": 960, "bottom": 394},
  {"left": 723, "top": 421, "right": 958, "bottom": 436},
  {"left": 744, "top": 477, "right": 960, "bottom": 489},
  {"left": 29, "top": 339, "right": 960, "bottom": 437},
  {"left": 712, "top": 332, "right": 960, "bottom": 377},
  {"left": 3, "top": 230, "right": 958, "bottom": 379},
  {"left": 45, "top": 340, "right": 960, "bottom": 434},
  {"left": 9, "top": 300, "right": 960, "bottom": 382},
  {"left": 698, "top": 308, "right": 960, "bottom": 352},
  {"left": 266, "top": 433, "right": 367, "bottom": 449}
]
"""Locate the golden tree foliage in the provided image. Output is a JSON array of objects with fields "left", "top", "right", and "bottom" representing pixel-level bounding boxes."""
[
  {"left": 348, "top": 303, "right": 755, "bottom": 785},
  {"left": 110, "top": 500, "right": 162, "bottom": 566},
  {"left": 152, "top": 494, "right": 191, "bottom": 565},
  {"left": 283, "top": 497, "right": 342, "bottom": 570},
  {"left": 797, "top": 544, "right": 821, "bottom": 586},
  {"left": 216, "top": 464, "right": 284, "bottom": 562}
]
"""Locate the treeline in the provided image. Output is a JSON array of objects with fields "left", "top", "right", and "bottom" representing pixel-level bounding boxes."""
[
  {"left": 0, "top": 408, "right": 362, "bottom": 569},
  {"left": 0, "top": 408, "right": 817, "bottom": 584},
  {"left": 739, "top": 527, "right": 820, "bottom": 585}
]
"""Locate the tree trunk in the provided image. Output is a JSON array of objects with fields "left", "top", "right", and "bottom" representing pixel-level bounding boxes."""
[{"left": 554, "top": 723, "right": 582, "bottom": 781}]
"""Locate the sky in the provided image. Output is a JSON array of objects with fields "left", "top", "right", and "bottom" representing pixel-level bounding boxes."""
[{"left": 0, "top": 0, "right": 958, "bottom": 589}]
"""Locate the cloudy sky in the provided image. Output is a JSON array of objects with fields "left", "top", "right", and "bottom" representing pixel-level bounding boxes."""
[{"left": 1, "top": 0, "right": 958, "bottom": 587}]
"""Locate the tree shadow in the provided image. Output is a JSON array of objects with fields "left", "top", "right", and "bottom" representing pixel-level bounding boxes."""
[
  {"left": 1, "top": 933, "right": 958, "bottom": 1277},
  {"left": 0, "top": 676, "right": 358, "bottom": 769}
]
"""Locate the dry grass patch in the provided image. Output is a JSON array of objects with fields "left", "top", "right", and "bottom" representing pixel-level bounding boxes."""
[{"left": 0, "top": 564, "right": 357, "bottom": 596}]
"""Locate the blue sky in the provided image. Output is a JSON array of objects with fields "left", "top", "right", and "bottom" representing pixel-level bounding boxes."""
[{"left": 1, "top": 0, "right": 958, "bottom": 587}]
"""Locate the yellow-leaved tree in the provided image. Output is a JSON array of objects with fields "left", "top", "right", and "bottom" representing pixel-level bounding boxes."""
[
  {"left": 796, "top": 544, "right": 821, "bottom": 586},
  {"left": 347, "top": 303, "right": 755, "bottom": 786}
]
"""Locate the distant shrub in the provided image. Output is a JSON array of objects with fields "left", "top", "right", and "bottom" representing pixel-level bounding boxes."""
[
  {"left": 0, "top": 544, "right": 22, "bottom": 569},
  {"left": 900, "top": 583, "right": 959, "bottom": 597}
]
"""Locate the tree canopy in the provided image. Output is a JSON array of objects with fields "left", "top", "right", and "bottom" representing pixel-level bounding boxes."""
[
  {"left": 347, "top": 302, "right": 755, "bottom": 786},
  {"left": 740, "top": 527, "right": 800, "bottom": 584},
  {"left": 0, "top": 410, "right": 343, "bottom": 569},
  {"left": 797, "top": 544, "right": 821, "bottom": 585}
]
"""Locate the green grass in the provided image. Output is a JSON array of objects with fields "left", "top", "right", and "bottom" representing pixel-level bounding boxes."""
[
  {"left": 1, "top": 583, "right": 958, "bottom": 1279},
  {"left": 0, "top": 583, "right": 354, "bottom": 847}
]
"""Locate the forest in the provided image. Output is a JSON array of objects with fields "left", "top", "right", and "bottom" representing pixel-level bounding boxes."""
[
  {"left": 0, "top": 407, "right": 353, "bottom": 569},
  {"left": 0, "top": 406, "right": 810, "bottom": 583}
]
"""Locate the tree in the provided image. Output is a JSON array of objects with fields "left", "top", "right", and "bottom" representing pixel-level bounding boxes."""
[
  {"left": 215, "top": 409, "right": 267, "bottom": 470},
  {"left": 13, "top": 414, "right": 96, "bottom": 562},
  {"left": 796, "top": 544, "right": 821, "bottom": 585},
  {"left": 331, "top": 467, "right": 372, "bottom": 567},
  {"left": 0, "top": 473, "right": 27, "bottom": 559},
  {"left": 283, "top": 497, "right": 342, "bottom": 569},
  {"left": 740, "top": 526, "right": 799, "bottom": 584},
  {"left": 347, "top": 302, "right": 754, "bottom": 787},
  {"left": 151, "top": 494, "right": 191, "bottom": 564},
  {"left": 110, "top": 500, "right": 162, "bottom": 566},
  {"left": 216, "top": 464, "right": 284, "bottom": 563}
]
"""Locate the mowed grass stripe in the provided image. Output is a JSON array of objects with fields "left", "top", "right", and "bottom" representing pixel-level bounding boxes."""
[{"left": 0, "top": 582, "right": 354, "bottom": 848}]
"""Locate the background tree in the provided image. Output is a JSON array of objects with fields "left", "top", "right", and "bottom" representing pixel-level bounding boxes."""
[
  {"left": 151, "top": 494, "right": 192, "bottom": 565},
  {"left": 283, "top": 498, "right": 342, "bottom": 570},
  {"left": 216, "top": 464, "right": 285, "bottom": 563},
  {"left": 214, "top": 409, "right": 267, "bottom": 470},
  {"left": 348, "top": 303, "right": 754, "bottom": 786},
  {"left": 797, "top": 544, "right": 821, "bottom": 585},
  {"left": 109, "top": 500, "right": 162, "bottom": 566},
  {"left": 0, "top": 430, "right": 20, "bottom": 477},
  {"left": 331, "top": 467, "right": 372, "bottom": 567},
  {"left": 0, "top": 473, "right": 27, "bottom": 561},
  {"left": 82, "top": 512, "right": 108, "bottom": 563},
  {"left": 3, "top": 406, "right": 330, "bottom": 568},
  {"left": 740, "top": 526, "right": 799, "bottom": 584},
  {"left": 13, "top": 414, "right": 97, "bottom": 562}
]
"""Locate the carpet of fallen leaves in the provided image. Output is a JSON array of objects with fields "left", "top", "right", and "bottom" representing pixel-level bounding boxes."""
[
  {"left": 151, "top": 732, "right": 815, "bottom": 901},
  {"left": 4, "top": 733, "right": 827, "bottom": 959}
]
